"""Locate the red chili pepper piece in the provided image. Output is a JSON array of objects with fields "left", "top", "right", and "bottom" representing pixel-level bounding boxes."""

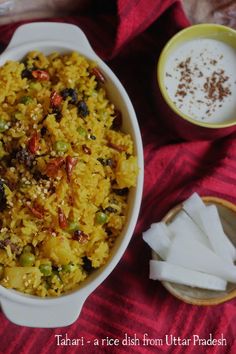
[
  {"left": 65, "top": 156, "right": 78, "bottom": 182},
  {"left": 108, "top": 141, "right": 126, "bottom": 152},
  {"left": 58, "top": 207, "right": 67, "bottom": 229},
  {"left": 27, "top": 203, "right": 44, "bottom": 219},
  {"left": 28, "top": 131, "right": 40, "bottom": 154},
  {"left": 91, "top": 67, "right": 105, "bottom": 83},
  {"left": 50, "top": 90, "right": 62, "bottom": 108},
  {"left": 45, "top": 157, "right": 65, "bottom": 178},
  {"left": 32, "top": 70, "right": 50, "bottom": 81}
]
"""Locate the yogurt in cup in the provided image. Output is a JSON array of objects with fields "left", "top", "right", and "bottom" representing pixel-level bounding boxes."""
[{"left": 157, "top": 24, "right": 236, "bottom": 140}]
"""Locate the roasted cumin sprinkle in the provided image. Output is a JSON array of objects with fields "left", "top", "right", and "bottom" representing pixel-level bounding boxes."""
[
  {"left": 166, "top": 43, "right": 234, "bottom": 120},
  {"left": 203, "top": 70, "right": 231, "bottom": 102}
]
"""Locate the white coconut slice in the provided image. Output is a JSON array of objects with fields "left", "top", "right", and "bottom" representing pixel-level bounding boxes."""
[
  {"left": 168, "top": 210, "right": 211, "bottom": 248},
  {"left": 197, "top": 205, "right": 236, "bottom": 263},
  {"left": 166, "top": 233, "right": 236, "bottom": 283},
  {"left": 143, "top": 222, "right": 171, "bottom": 260},
  {"left": 149, "top": 260, "right": 227, "bottom": 291},
  {"left": 182, "top": 192, "right": 205, "bottom": 223},
  {"left": 183, "top": 193, "right": 236, "bottom": 262}
]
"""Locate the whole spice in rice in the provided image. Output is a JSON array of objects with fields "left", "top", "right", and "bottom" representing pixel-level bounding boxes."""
[
  {"left": 91, "top": 67, "right": 105, "bottom": 83},
  {"left": 16, "top": 148, "right": 35, "bottom": 168},
  {"left": 77, "top": 100, "right": 89, "bottom": 117},
  {"left": 73, "top": 230, "right": 89, "bottom": 244},
  {"left": 61, "top": 88, "right": 78, "bottom": 104}
]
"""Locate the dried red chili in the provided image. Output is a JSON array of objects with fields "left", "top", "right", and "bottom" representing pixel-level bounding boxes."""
[
  {"left": 50, "top": 91, "right": 62, "bottom": 108},
  {"left": 32, "top": 70, "right": 50, "bottom": 81},
  {"left": 108, "top": 141, "right": 126, "bottom": 152},
  {"left": 27, "top": 203, "right": 44, "bottom": 219},
  {"left": 91, "top": 67, "right": 105, "bottom": 83},
  {"left": 45, "top": 157, "right": 65, "bottom": 178},
  {"left": 28, "top": 131, "right": 40, "bottom": 154},
  {"left": 65, "top": 156, "right": 78, "bottom": 182},
  {"left": 58, "top": 207, "right": 67, "bottom": 229}
]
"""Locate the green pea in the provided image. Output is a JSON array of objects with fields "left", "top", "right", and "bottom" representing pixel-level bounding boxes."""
[
  {"left": 39, "top": 263, "right": 52, "bottom": 276},
  {"left": 67, "top": 221, "right": 80, "bottom": 233},
  {"left": 0, "top": 119, "right": 8, "bottom": 133},
  {"left": 29, "top": 82, "right": 41, "bottom": 91},
  {"left": 77, "top": 126, "right": 87, "bottom": 137},
  {"left": 54, "top": 140, "right": 70, "bottom": 152},
  {"left": 62, "top": 264, "right": 74, "bottom": 273},
  {"left": 19, "top": 252, "right": 35, "bottom": 267},
  {"left": 20, "top": 96, "right": 33, "bottom": 104},
  {"left": 95, "top": 211, "right": 108, "bottom": 224}
]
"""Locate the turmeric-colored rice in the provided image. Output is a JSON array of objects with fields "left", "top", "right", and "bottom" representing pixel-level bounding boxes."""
[{"left": 0, "top": 51, "right": 138, "bottom": 296}]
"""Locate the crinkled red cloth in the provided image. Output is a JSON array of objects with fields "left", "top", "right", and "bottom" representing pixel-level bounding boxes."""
[{"left": 0, "top": 1, "right": 236, "bottom": 353}]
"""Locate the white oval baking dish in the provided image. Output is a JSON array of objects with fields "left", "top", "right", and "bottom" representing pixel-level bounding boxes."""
[{"left": 0, "top": 22, "right": 144, "bottom": 327}]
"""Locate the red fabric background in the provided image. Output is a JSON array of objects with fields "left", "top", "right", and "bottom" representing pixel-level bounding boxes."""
[{"left": 0, "top": 1, "right": 236, "bottom": 353}]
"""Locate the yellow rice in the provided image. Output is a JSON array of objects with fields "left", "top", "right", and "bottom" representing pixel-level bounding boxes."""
[{"left": 0, "top": 51, "right": 138, "bottom": 297}]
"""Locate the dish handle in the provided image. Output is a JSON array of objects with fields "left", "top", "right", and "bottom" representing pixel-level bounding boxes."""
[
  {"left": 0, "top": 295, "right": 86, "bottom": 328},
  {"left": 6, "top": 22, "right": 95, "bottom": 54}
]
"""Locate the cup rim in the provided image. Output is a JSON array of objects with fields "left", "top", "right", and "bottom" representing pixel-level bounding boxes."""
[{"left": 157, "top": 23, "right": 236, "bottom": 129}]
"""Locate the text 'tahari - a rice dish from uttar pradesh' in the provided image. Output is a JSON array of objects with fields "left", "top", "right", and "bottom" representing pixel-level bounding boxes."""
[{"left": 0, "top": 51, "right": 138, "bottom": 297}]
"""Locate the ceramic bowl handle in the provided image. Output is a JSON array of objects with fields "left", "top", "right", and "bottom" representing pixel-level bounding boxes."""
[
  {"left": 6, "top": 22, "right": 95, "bottom": 55},
  {"left": 0, "top": 296, "right": 86, "bottom": 327}
]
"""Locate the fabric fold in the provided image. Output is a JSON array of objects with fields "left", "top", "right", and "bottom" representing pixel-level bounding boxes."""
[{"left": 113, "top": 0, "right": 189, "bottom": 56}]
